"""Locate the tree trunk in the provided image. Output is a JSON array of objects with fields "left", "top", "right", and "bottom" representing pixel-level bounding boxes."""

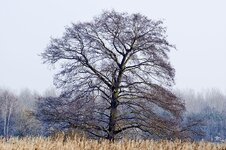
[
  {"left": 108, "top": 90, "right": 119, "bottom": 141},
  {"left": 3, "top": 103, "right": 12, "bottom": 141},
  {"left": 4, "top": 111, "right": 9, "bottom": 140},
  {"left": 6, "top": 106, "right": 12, "bottom": 140},
  {"left": 3, "top": 115, "right": 7, "bottom": 139}
]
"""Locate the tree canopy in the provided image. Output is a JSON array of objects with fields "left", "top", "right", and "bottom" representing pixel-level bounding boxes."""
[{"left": 40, "top": 10, "right": 185, "bottom": 140}]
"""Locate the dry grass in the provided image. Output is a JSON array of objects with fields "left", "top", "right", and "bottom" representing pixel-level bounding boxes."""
[{"left": 0, "top": 136, "right": 226, "bottom": 150}]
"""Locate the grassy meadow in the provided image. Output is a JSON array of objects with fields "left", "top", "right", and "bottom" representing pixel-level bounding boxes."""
[{"left": 0, "top": 136, "right": 226, "bottom": 150}]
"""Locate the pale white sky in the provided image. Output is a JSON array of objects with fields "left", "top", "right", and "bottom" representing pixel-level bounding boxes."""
[{"left": 0, "top": 0, "right": 226, "bottom": 93}]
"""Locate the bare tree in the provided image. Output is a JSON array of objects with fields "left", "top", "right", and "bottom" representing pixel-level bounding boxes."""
[
  {"left": 41, "top": 10, "right": 185, "bottom": 140},
  {"left": 14, "top": 89, "right": 42, "bottom": 137},
  {"left": 0, "top": 89, "right": 17, "bottom": 140}
]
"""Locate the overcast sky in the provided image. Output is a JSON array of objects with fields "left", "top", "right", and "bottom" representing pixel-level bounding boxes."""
[{"left": 0, "top": 0, "right": 225, "bottom": 93}]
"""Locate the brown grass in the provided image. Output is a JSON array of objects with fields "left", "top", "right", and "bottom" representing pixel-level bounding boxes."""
[{"left": 0, "top": 136, "right": 225, "bottom": 150}]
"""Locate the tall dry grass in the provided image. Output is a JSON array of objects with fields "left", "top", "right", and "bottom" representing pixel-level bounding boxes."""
[{"left": 0, "top": 135, "right": 225, "bottom": 150}]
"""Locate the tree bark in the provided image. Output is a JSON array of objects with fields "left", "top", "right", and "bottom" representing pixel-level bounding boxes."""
[{"left": 108, "top": 90, "right": 119, "bottom": 141}]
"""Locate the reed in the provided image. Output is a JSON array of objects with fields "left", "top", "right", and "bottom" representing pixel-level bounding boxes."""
[{"left": 0, "top": 136, "right": 225, "bottom": 150}]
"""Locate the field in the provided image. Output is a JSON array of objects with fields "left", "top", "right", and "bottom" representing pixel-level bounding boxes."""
[{"left": 0, "top": 136, "right": 226, "bottom": 150}]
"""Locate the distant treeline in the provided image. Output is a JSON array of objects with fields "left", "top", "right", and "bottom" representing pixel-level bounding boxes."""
[{"left": 0, "top": 87, "right": 225, "bottom": 142}]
